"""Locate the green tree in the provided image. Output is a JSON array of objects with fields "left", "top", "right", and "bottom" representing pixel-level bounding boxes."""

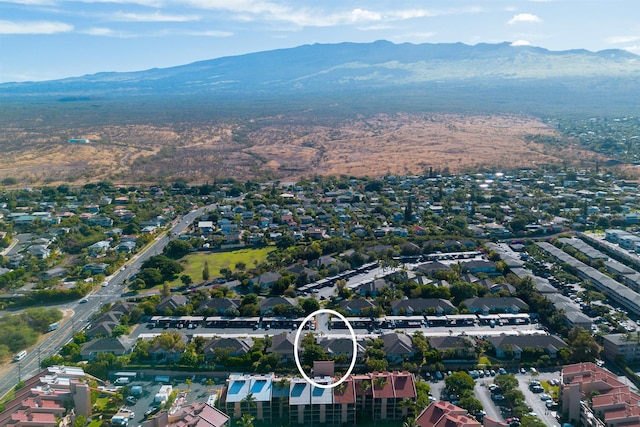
[
  {"left": 520, "top": 415, "right": 547, "bottom": 427},
  {"left": 458, "top": 396, "right": 483, "bottom": 415},
  {"left": 300, "top": 298, "right": 320, "bottom": 315},
  {"left": 494, "top": 374, "right": 519, "bottom": 392},
  {"left": 164, "top": 240, "right": 192, "bottom": 259},
  {"left": 236, "top": 414, "right": 255, "bottom": 427},
  {"left": 180, "top": 275, "right": 193, "bottom": 286},
  {"left": 568, "top": 326, "right": 600, "bottom": 363},
  {"left": 75, "top": 415, "right": 87, "bottom": 427},
  {"left": 203, "top": 261, "right": 210, "bottom": 281},
  {"left": 444, "top": 371, "right": 475, "bottom": 395}
]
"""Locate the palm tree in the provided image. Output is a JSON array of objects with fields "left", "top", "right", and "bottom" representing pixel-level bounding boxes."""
[
  {"left": 399, "top": 397, "right": 416, "bottom": 414},
  {"left": 402, "top": 418, "right": 417, "bottom": 427},
  {"left": 373, "top": 377, "right": 388, "bottom": 388},
  {"left": 242, "top": 392, "right": 257, "bottom": 413},
  {"left": 236, "top": 414, "right": 255, "bottom": 427}
]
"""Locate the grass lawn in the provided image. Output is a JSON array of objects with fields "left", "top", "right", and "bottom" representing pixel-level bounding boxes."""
[{"left": 168, "top": 247, "right": 275, "bottom": 287}]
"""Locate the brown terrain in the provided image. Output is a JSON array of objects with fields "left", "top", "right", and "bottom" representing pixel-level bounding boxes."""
[{"left": 0, "top": 112, "right": 599, "bottom": 185}]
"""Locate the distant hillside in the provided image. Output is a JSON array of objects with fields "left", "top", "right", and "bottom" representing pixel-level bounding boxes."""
[{"left": 2, "top": 40, "right": 640, "bottom": 97}]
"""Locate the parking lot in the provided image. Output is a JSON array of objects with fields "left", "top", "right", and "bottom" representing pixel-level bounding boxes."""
[
  {"left": 428, "top": 367, "right": 561, "bottom": 427},
  {"left": 110, "top": 376, "right": 223, "bottom": 425}
]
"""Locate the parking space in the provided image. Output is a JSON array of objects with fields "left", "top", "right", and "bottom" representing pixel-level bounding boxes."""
[
  {"left": 514, "top": 370, "right": 561, "bottom": 427},
  {"left": 116, "top": 377, "right": 223, "bottom": 425}
]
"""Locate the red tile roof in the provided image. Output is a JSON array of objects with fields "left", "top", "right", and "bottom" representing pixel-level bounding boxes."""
[
  {"left": 371, "top": 372, "right": 394, "bottom": 399},
  {"left": 416, "top": 401, "right": 480, "bottom": 427},
  {"left": 333, "top": 378, "right": 356, "bottom": 405},
  {"left": 391, "top": 372, "right": 416, "bottom": 399}
]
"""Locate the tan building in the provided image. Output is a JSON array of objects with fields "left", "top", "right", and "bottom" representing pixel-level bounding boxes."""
[
  {"left": 561, "top": 362, "right": 640, "bottom": 427},
  {"left": 602, "top": 333, "right": 640, "bottom": 362}
]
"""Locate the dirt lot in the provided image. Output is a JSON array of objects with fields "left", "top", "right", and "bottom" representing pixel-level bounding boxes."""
[{"left": 0, "top": 112, "right": 599, "bottom": 185}]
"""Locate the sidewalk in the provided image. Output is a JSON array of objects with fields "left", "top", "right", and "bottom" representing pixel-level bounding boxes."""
[{"left": 0, "top": 238, "right": 18, "bottom": 256}]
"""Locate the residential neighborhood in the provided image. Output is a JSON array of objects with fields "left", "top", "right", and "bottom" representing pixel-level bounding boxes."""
[{"left": 5, "top": 168, "right": 640, "bottom": 426}]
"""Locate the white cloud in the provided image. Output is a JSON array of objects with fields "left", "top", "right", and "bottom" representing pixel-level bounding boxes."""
[
  {"left": 0, "top": 0, "right": 55, "bottom": 5},
  {"left": 622, "top": 45, "right": 640, "bottom": 55},
  {"left": 511, "top": 40, "right": 532, "bottom": 46},
  {"left": 173, "top": 1, "right": 481, "bottom": 28},
  {"left": 504, "top": 7, "right": 517, "bottom": 12},
  {"left": 607, "top": 35, "right": 640, "bottom": 44},
  {"left": 183, "top": 30, "right": 234, "bottom": 36},
  {"left": 82, "top": 27, "right": 116, "bottom": 36},
  {"left": 0, "top": 20, "right": 73, "bottom": 34},
  {"left": 508, "top": 13, "right": 541, "bottom": 25},
  {"left": 390, "top": 32, "right": 435, "bottom": 43},
  {"left": 112, "top": 11, "right": 200, "bottom": 22}
]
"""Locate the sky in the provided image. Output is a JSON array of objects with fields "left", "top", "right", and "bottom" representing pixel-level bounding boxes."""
[{"left": 1, "top": 0, "right": 639, "bottom": 83}]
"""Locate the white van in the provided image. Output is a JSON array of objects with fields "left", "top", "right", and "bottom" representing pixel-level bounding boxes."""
[{"left": 14, "top": 350, "right": 27, "bottom": 362}]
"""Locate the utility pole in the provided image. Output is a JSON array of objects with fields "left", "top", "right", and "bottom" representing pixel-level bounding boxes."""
[{"left": 38, "top": 347, "right": 41, "bottom": 368}]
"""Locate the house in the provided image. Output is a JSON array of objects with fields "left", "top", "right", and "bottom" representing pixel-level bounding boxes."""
[
  {"left": 429, "top": 336, "right": 477, "bottom": 359},
  {"left": 85, "top": 311, "right": 121, "bottom": 338},
  {"left": 251, "top": 271, "right": 282, "bottom": 289},
  {"left": 415, "top": 401, "right": 481, "bottom": 427},
  {"left": 390, "top": 298, "right": 456, "bottom": 316},
  {"left": 87, "top": 240, "right": 111, "bottom": 255},
  {"left": 488, "top": 335, "right": 567, "bottom": 359},
  {"left": 87, "top": 217, "right": 113, "bottom": 227},
  {"left": 80, "top": 337, "right": 130, "bottom": 361},
  {"left": 415, "top": 261, "right": 451, "bottom": 275},
  {"left": 381, "top": 332, "right": 415, "bottom": 363},
  {"left": 258, "top": 297, "right": 297, "bottom": 315},
  {"left": 308, "top": 255, "right": 338, "bottom": 269},
  {"left": 285, "top": 264, "right": 319, "bottom": 282},
  {"left": 28, "top": 245, "right": 50, "bottom": 259},
  {"left": 147, "top": 333, "right": 188, "bottom": 364},
  {"left": 156, "top": 295, "right": 189, "bottom": 313},
  {"left": 203, "top": 337, "right": 254, "bottom": 361},
  {"left": 354, "top": 278, "right": 388, "bottom": 297},
  {"left": 142, "top": 402, "right": 230, "bottom": 427},
  {"left": 267, "top": 332, "right": 297, "bottom": 362},
  {"left": 82, "top": 263, "right": 109, "bottom": 275},
  {"left": 460, "top": 259, "right": 497, "bottom": 275},
  {"left": 319, "top": 337, "right": 366, "bottom": 362},
  {"left": 199, "top": 297, "right": 241, "bottom": 314},
  {"left": 339, "top": 299, "right": 379, "bottom": 316},
  {"left": 116, "top": 241, "right": 136, "bottom": 253},
  {"left": 41, "top": 267, "right": 66, "bottom": 279},
  {"left": 462, "top": 297, "right": 529, "bottom": 314}
]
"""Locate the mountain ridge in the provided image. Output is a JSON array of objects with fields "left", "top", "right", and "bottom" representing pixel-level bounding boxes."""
[{"left": 2, "top": 40, "right": 640, "bottom": 97}]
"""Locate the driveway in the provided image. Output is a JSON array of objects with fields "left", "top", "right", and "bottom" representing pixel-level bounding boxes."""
[
  {"left": 514, "top": 370, "right": 561, "bottom": 427},
  {"left": 474, "top": 379, "right": 504, "bottom": 423}
]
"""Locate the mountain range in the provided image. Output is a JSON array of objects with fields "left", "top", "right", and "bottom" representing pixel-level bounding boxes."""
[{"left": 2, "top": 40, "right": 640, "bottom": 99}]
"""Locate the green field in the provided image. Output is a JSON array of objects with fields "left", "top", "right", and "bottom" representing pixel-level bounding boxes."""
[{"left": 168, "top": 247, "right": 275, "bottom": 286}]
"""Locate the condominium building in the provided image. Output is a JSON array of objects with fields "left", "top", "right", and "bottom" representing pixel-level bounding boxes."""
[
  {"left": 561, "top": 362, "right": 640, "bottom": 427},
  {"left": 220, "top": 371, "right": 416, "bottom": 426}
]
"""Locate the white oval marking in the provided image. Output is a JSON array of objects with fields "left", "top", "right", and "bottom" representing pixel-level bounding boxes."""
[{"left": 293, "top": 308, "right": 357, "bottom": 389}]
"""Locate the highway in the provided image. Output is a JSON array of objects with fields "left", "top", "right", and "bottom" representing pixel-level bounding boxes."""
[{"left": 0, "top": 204, "right": 214, "bottom": 399}]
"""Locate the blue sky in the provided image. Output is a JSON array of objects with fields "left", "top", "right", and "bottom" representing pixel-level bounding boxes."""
[{"left": 1, "top": 0, "right": 639, "bottom": 83}]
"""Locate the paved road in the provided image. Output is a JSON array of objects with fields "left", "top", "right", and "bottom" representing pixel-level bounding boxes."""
[
  {"left": 474, "top": 380, "right": 504, "bottom": 423},
  {"left": 514, "top": 370, "right": 561, "bottom": 427},
  {"left": 0, "top": 204, "right": 214, "bottom": 399}
]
